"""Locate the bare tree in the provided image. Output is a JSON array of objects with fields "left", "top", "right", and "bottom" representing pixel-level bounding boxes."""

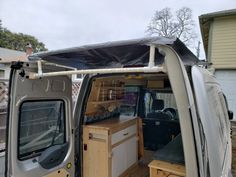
[{"left": 147, "top": 7, "right": 197, "bottom": 45}]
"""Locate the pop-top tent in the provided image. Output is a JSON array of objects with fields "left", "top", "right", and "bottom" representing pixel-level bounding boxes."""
[{"left": 28, "top": 37, "right": 199, "bottom": 69}]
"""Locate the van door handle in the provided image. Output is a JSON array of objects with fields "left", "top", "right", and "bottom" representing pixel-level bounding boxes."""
[{"left": 123, "top": 133, "right": 129, "bottom": 136}]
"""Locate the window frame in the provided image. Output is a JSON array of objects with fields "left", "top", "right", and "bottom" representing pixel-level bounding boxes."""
[{"left": 17, "top": 99, "right": 66, "bottom": 161}]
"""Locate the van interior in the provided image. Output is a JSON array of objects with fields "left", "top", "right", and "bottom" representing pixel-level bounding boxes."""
[{"left": 80, "top": 73, "right": 185, "bottom": 177}]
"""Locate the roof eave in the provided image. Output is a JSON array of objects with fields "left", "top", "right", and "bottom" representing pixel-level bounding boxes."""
[{"left": 199, "top": 9, "right": 236, "bottom": 19}]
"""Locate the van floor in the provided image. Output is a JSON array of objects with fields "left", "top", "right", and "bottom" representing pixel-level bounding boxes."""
[
  {"left": 128, "top": 150, "right": 154, "bottom": 177},
  {"left": 128, "top": 163, "right": 149, "bottom": 177}
]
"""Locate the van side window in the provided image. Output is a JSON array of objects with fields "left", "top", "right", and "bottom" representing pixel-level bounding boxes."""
[{"left": 18, "top": 100, "right": 65, "bottom": 160}]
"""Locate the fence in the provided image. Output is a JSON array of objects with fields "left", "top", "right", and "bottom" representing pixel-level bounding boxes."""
[
  {"left": 0, "top": 81, "right": 8, "bottom": 109},
  {"left": 0, "top": 81, "right": 8, "bottom": 156}
]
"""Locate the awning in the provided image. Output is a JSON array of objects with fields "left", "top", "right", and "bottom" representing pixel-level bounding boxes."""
[{"left": 29, "top": 37, "right": 199, "bottom": 69}]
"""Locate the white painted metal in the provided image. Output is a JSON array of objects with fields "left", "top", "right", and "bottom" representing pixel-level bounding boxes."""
[
  {"left": 158, "top": 45, "right": 199, "bottom": 177},
  {"left": 192, "top": 66, "right": 232, "bottom": 177},
  {"left": 7, "top": 69, "right": 74, "bottom": 177}
]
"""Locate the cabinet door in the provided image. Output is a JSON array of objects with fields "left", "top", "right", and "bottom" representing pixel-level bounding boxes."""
[
  {"left": 112, "top": 143, "right": 126, "bottom": 177},
  {"left": 125, "top": 136, "right": 137, "bottom": 168}
]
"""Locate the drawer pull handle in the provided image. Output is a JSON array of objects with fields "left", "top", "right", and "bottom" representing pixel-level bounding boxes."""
[{"left": 123, "top": 133, "right": 129, "bottom": 136}]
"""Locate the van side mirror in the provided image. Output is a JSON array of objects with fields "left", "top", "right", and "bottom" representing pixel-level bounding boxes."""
[{"left": 228, "top": 110, "right": 234, "bottom": 120}]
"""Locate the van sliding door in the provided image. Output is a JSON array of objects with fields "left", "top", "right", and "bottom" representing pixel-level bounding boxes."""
[{"left": 5, "top": 62, "right": 74, "bottom": 177}]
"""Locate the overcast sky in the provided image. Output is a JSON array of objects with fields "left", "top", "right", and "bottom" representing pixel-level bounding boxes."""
[{"left": 0, "top": 0, "right": 236, "bottom": 58}]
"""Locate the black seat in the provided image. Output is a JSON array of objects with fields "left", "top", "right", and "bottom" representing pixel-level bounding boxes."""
[
  {"left": 143, "top": 99, "right": 180, "bottom": 150},
  {"left": 147, "top": 99, "right": 171, "bottom": 120},
  {"left": 151, "top": 99, "right": 164, "bottom": 111}
]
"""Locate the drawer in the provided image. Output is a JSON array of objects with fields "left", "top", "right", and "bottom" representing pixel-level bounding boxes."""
[{"left": 111, "top": 124, "right": 137, "bottom": 145}]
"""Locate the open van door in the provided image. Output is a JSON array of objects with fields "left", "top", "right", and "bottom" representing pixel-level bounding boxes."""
[
  {"left": 192, "top": 66, "right": 232, "bottom": 177},
  {"left": 5, "top": 62, "right": 74, "bottom": 177}
]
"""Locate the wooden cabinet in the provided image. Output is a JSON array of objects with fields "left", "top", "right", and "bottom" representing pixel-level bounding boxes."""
[{"left": 83, "top": 117, "right": 138, "bottom": 177}]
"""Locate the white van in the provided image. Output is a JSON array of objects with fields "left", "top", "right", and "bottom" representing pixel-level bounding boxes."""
[{"left": 2, "top": 37, "right": 233, "bottom": 177}]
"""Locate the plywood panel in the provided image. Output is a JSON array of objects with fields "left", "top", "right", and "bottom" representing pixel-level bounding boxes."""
[
  {"left": 83, "top": 127, "right": 109, "bottom": 177},
  {"left": 137, "top": 118, "right": 144, "bottom": 159},
  {"left": 148, "top": 160, "right": 185, "bottom": 177}
]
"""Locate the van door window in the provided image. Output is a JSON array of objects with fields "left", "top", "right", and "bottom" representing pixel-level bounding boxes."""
[{"left": 18, "top": 100, "right": 65, "bottom": 160}]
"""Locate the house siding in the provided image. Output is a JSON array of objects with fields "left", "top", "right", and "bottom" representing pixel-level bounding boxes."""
[
  {"left": 215, "top": 70, "right": 236, "bottom": 118},
  {"left": 210, "top": 15, "right": 236, "bottom": 69}
]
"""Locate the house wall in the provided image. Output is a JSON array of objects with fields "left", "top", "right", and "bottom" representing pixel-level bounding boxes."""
[
  {"left": 215, "top": 70, "right": 236, "bottom": 118},
  {"left": 210, "top": 15, "right": 236, "bottom": 69},
  {"left": 3, "top": 65, "right": 11, "bottom": 80}
]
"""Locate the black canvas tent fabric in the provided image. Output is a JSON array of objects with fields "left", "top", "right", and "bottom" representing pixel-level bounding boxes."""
[
  {"left": 153, "top": 134, "right": 185, "bottom": 165},
  {"left": 29, "top": 37, "right": 199, "bottom": 69}
]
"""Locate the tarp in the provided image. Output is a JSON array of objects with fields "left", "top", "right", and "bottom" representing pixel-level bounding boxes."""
[
  {"left": 153, "top": 134, "right": 185, "bottom": 165},
  {"left": 29, "top": 37, "right": 199, "bottom": 69}
]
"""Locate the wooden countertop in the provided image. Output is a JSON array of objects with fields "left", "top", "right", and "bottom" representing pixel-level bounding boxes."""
[{"left": 84, "top": 116, "right": 137, "bottom": 133}]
